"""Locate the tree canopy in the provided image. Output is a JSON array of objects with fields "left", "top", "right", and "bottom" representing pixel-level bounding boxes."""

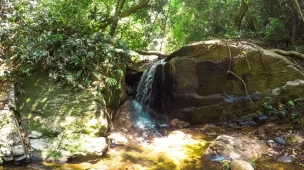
[{"left": 1, "top": 0, "right": 304, "bottom": 86}]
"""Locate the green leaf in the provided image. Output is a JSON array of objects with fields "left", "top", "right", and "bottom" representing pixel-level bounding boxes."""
[{"left": 288, "top": 100, "right": 294, "bottom": 106}]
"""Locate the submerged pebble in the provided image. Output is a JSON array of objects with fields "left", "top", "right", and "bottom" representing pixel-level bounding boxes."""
[
  {"left": 230, "top": 159, "right": 254, "bottom": 170},
  {"left": 277, "top": 155, "right": 294, "bottom": 163},
  {"left": 274, "top": 137, "right": 286, "bottom": 145}
]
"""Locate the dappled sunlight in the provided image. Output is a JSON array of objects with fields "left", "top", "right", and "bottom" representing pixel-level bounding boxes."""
[
  {"left": 101, "top": 130, "right": 207, "bottom": 170},
  {"left": 59, "top": 116, "right": 75, "bottom": 127},
  {"left": 139, "top": 55, "right": 158, "bottom": 61},
  {"left": 109, "top": 132, "right": 129, "bottom": 145},
  {"left": 143, "top": 131, "right": 206, "bottom": 169},
  {"left": 85, "top": 118, "right": 99, "bottom": 127}
]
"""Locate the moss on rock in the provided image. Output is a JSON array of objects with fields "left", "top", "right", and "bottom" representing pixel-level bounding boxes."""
[{"left": 19, "top": 70, "right": 110, "bottom": 162}]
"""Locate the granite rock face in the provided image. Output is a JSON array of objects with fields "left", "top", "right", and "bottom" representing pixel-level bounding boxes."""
[
  {"left": 0, "top": 62, "right": 30, "bottom": 164},
  {"left": 147, "top": 40, "right": 304, "bottom": 124}
]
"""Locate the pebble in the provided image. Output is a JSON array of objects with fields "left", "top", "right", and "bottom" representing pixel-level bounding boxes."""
[
  {"left": 230, "top": 159, "right": 254, "bottom": 170},
  {"left": 277, "top": 155, "right": 293, "bottom": 163},
  {"left": 170, "top": 119, "right": 190, "bottom": 128},
  {"left": 170, "top": 119, "right": 179, "bottom": 127},
  {"left": 274, "top": 137, "right": 286, "bottom": 145}
]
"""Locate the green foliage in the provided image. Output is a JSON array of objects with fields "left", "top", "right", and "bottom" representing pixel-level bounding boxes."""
[
  {"left": 263, "top": 97, "right": 274, "bottom": 111},
  {"left": 263, "top": 103, "right": 274, "bottom": 111},
  {"left": 221, "top": 160, "right": 230, "bottom": 170},
  {"left": 264, "top": 18, "right": 288, "bottom": 43},
  {"left": 1, "top": 0, "right": 303, "bottom": 81},
  {"left": 260, "top": 97, "right": 303, "bottom": 120},
  {"left": 288, "top": 100, "right": 295, "bottom": 106},
  {"left": 249, "top": 159, "right": 256, "bottom": 169},
  {"left": 46, "top": 149, "right": 63, "bottom": 159},
  {"left": 106, "top": 77, "right": 119, "bottom": 88},
  {"left": 1, "top": 0, "right": 130, "bottom": 88}
]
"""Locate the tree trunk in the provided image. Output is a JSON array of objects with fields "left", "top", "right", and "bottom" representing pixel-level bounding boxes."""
[
  {"left": 294, "top": 0, "right": 304, "bottom": 23},
  {"left": 110, "top": 0, "right": 126, "bottom": 37},
  {"left": 234, "top": 0, "right": 248, "bottom": 30}
]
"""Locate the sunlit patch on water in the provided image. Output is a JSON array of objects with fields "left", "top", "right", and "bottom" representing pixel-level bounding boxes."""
[
  {"left": 100, "top": 130, "right": 210, "bottom": 170},
  {"left": 143, "top": 131, "right": 206, "bottom": 168}
]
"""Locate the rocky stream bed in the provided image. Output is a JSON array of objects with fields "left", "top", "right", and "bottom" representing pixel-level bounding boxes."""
[{"left": 2, "top": 115, "right": 304, "bottom": 170}]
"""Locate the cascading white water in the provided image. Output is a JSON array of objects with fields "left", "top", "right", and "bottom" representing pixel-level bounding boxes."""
[
  {"left": 132, "top": 60, "right": 165, "bottom": 135},
  {"left": 136, "top": 60, "right": 162, "bottom": 107}
]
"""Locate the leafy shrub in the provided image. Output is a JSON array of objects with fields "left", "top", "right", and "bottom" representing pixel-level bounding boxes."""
[
  {"left": 264, "top": 18, "right": 288, "bottom": 44},
  {"left": 1, "top": 0, "right": 130, "bottom": 89}
]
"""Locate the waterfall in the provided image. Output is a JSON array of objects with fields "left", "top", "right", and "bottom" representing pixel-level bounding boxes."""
[
  {"left": 136, "top": 60, "right": 162, "bottom": 107},
  {"left": 131, "top": 60, "right": 166, "bottom": 136}
]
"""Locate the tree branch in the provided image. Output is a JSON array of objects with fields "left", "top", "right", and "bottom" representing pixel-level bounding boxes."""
[
  {"left": 118, "top": 0, "right": 151, "bottom": 18},
  {"left": 136, "top": 50, "right": 167, "bottom": 58},
  {"left": 100, "top": 0, "right": 151, "bottom": 30}
]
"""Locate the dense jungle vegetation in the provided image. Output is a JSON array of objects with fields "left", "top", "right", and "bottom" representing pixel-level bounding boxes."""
[{"left": 1, "top": 0, "right": 304, "bottom": 88}]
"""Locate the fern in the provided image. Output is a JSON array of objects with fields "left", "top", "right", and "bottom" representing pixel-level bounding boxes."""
[{"left": 105, "top": 77, "right": 118, "bottom": 87}]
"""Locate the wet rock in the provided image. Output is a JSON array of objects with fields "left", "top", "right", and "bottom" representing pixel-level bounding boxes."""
[
  {"left": 235, "top": 119, "right": 257, "bottom": 126},
  {"left": 230, "top": 160, "right": 254, "bottom": 170},
  {"left": 12, "top": 145, "right": 25, "bottom": 156},
  {"left": 277, "top": 155, "right": 294, "bottom": 163},
  {"left": 170, "top": 119, "right": 179, "bottom": 127},
  {"left": 274, "top": 137, "right": 286, "bottom": 145},
  {"left": 28, "top": 131, "right": 43, "bottom": 139},
  {"left": 30, "top": 138, "right": 55, "bottom": 151},
  {"left": 253, "top": 115, "right": 269, "bottom": 125},
  {"left": 178, "top": 121, "right": 190, "bottom": 128},
  {"left": 170, "top": 119, "right": 190, "bottom": 128},
  {"left": 205, "top": 134, "right": 265, "bottom": 161},
  {"left": 112, "top": 99, "right": 161, "bottom": 145}
]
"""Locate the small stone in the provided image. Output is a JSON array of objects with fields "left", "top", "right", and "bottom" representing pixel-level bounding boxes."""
[
  {"left": 177, "top": 121, "right": 190, "bottom": 128},
  {"left": 170, "top": 119, "right": 179, "bottom": 127},
  {"left": 274, "top": 137, "right": 286, "bottom": 145},
  {"left": 277, "top": 155, "right": 294, "bottom": 163},
  {"left": 12, "top": 145, "right": 25, "bottom": 155},
  {"left": 28, "top": 131, "right": 43, "bottom": 139},
  {"left": 14, "top": 154, "right": 27, "bottom": 161},
  {"left": 230, "top": 160, "right": 254, "bottom": 170},
  {"left": 3, "top": 156, "right": 14, "bottom": 161}
]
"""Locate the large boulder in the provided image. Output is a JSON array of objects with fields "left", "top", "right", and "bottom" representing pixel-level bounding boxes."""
[
  {"left": 204, "top": 134, "right": 265, "bottom": 161},
  {"left": 147, "top": 40, "right": 304, "bottom": 124},
  {"left": 19, "top": 70, "right": 110, "bottom": 162}
]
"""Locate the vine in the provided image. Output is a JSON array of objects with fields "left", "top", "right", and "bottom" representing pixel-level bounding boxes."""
[{"left": 226, "top": 43, "right": 253, "bottom": 103}]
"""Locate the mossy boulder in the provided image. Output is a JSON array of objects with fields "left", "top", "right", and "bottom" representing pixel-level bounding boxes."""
[{"left": 19, "top": 70, "right": 110, "bottom": 162}]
